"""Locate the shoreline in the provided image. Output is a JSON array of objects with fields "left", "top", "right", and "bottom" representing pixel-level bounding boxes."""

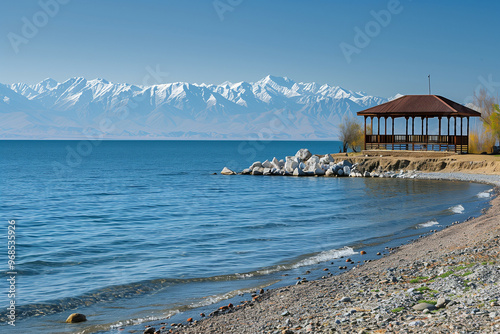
[{"left": 172, "top": 171, "right": 500, "bottom": 334}]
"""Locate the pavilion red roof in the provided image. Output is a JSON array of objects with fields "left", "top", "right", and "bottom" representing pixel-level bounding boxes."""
[{"left": 357, "top": 95, "right": 481, "bottom": 118}]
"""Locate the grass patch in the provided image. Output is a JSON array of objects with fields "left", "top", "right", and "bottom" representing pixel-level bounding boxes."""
[
  {"left": 455, "top": 263, "right": 474, "bottom": 270},
  {"left": 482, "top": 262, "right": 488, "bottom": 265},
  {"left": 438, "top": 270, "right": 454, "bottom": 278},
  {"left": 391, "top": 307, "right": 404, "bottom": 313},
  {"left": 461, "top": 271, "right": 473, "bottom": 276},
  {"left": 416, "top": 286, "right": 430, "bottom": 292},
  {"left": 409, "top": 276, "right": 428, "bottom": 283}
]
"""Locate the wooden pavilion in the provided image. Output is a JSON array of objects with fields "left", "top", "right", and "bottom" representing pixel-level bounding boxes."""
[{"left": 357, "top": 95, "right": 481, "bottom": 153}]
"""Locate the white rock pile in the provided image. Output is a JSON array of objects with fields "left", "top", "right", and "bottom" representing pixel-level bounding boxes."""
[
  {"left": 242, "top": 148, "right": 363, "bottom": 177},
  {"left": 221, "top": 148, "right": 419, "bottom": 178}
]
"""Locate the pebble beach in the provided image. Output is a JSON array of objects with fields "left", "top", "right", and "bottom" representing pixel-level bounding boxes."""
[{"left": 165, "top": 171, "right": 500, "bottom": 334}]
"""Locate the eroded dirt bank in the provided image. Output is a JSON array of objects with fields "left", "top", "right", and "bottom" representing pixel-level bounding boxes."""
[{"left": 332, "top": 151, "right": 500, "bottom": 175}]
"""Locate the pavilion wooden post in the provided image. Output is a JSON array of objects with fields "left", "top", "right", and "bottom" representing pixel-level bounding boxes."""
[
  {"left": 411, "top": 116, "right": 415, "bottom": 151},
  {"left": 384, "top": 117, "right": 387, "bottom": 150},
  {"left": 466, "top": 117, "right": 470, "bottom": 153},
  {"left": 438, "top": 116, "right": 442, "bottom": 151},
  {"left": 377, "top": 117, "right": 380, "bottom": 149},
  {"left": 447, "top": 116, "right": 451, "bottom": 151},
  {"left": 364, "top": 116, "right": 367, "bottom": 150},
  {"left": 426, "top": 117, "right": 429, "bottom": 151},
  {"left": 454, "top": 116, "right": 457, "bottom": 153},
  {"left": 405, "top": 117, "right": 409, "bottom": 150},
  {"left": 392, "top": 117, "right": 395, "bottom": 150},
  {"left": 460, "top": 117, "right": 463, "bottom": 153},
  {"left": 421, "top": 117, "right": 424, "bottom": 150}
]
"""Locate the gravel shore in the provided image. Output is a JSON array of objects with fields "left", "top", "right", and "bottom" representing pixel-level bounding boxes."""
[{"left": 167, "top": 172, "right": 500, "bottom": 334}]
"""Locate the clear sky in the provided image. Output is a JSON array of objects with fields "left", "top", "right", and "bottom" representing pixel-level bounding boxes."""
[{"left": 1, "top": 0, "right": 499, "bottom": 103}]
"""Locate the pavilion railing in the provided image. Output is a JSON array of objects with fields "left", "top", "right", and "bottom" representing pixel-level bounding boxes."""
[{"left": 365, "top": 134, "right": 469, "bottom": 153}]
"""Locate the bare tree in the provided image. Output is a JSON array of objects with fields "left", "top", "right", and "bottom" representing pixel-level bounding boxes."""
[
  {"left": 339, "top": 116, "right": 363, "bottom": 152},
  {"left": 473, "top": 88, "right": 500, "bottom": 146}
]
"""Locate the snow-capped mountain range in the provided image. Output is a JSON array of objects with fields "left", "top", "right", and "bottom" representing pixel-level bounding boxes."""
[{"left": 0, "top": 75, "right": 388, "bottom": 139}]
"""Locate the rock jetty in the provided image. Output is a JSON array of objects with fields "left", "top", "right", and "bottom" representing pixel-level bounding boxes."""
[{"left": 222, "top": 148, "right": 418, "bottom": 178}]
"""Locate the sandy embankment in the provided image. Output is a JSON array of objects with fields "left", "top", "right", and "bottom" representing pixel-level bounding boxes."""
[
  {"left": 171, "top": 153, "right": 500, "bottom": 334},
  {"left": 333, "top": 150, "right": 500, "bottom": 175}
]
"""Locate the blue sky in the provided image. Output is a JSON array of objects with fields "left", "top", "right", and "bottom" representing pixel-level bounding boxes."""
[{"left": 1, "top": 0, "right": 499, "bottom": 102}]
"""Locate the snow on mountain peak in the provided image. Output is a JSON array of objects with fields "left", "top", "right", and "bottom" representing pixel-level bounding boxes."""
[
  {"left": 389, "top": 93, "right": 404, "bottom": 101},
  {"left": 1, "top": 75, "right": 389, "bottom": 139},
  {"left": 38, "top": 78, "right": 58, "bottom": 88}
]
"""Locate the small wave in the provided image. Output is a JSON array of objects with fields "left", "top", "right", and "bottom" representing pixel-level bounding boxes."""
[
  {"left": 110, "top": 312, "right": 179, "bottom": 329},
  {"left": 292, "top": 247, "right": 357, "bottom": 268},
  {"left": 234, "top": 247, "right": 356, "bottom": 279},
  {"left": 477, "top": 191, "right": 491, "bottom": 198},
  {"left": 418, "top": 220, "right": 439, "bottom": 228},
  {"left": 449, "top": 204, "right": 465, "bottom": 214}
]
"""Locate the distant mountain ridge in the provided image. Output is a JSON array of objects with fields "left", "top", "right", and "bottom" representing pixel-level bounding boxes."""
[{"left": 0, "top": 75, "right": 388, "bottom": 139}]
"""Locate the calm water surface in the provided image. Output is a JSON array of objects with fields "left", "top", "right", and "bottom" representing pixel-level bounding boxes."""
[{"left": 0, "top": 140, "right": 493, "bottom": 333}]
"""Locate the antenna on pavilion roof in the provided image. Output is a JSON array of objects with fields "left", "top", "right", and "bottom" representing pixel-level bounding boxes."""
[{"left": 428, "top": 75, "right": 431, "bottom": 95}]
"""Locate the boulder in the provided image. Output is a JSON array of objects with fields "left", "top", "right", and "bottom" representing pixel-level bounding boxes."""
[
  {"left": 250, "top": 161, "right": 262, "bottom": 169},
  {"left": 343, "top": 166, "right": 351, "bottom": 176},
  {"left": 314, "top": 167, "right": 325, "bottom": 176},
  {"left": 263, "top": 168, "right": 272, "bottom": 175},
  {"left": 325, "top": 168, "right": 335, "bottom": 176},
  {"left": 304, "top": 162, "right": 319, "bottom": 173},
  {"left": 262, "top": 160, "right": 273, "bottom": 168},
  {"left": 221, "top": 167, "right": 236, "bottom": 175},
  {"left": 252, "top": 167, "right": 264, "bottom": 175},
  {"left": 285, "top": 156, "right": 298, "bottom": 173},
  {"left": 66, "top": 313, "right": 87, "bottom": 323},
  {"left": 293, "top": 167, "right": 305, "bottom": 176},
  {"left": 299, "top": 162, "right": 306, "bottom": 170},
  {"left": 307, "top": 155, "right": 320, "bottom": 166},
  {"left": 412, "top": 303, "right": 435, "bottom": 311},
  {"left": 341, "top": 160, "right": 353, "bottom": 168},
  {"left": 363, "top": 171, "right": 371, "bottom": 177},
  {"left": 143, "top": 328, "right": 156, "bottom": 334},
  {"left": 436, "top": 297, "right": 449, "bottom": 308},
  {"left": 295, "top": 148, "right": 312, "bottom": 161},
  {"left": 319, "top": 154, "right": 333, "bottom": 164},
  {"left": 241, "top": 168, "right": 252, "bottom": 175},
  {"left": 337, "top": 168, "right": 344, "bottom": 176},
  {"left": 271, "top": 157, "right": 280, "bottom": 169}
]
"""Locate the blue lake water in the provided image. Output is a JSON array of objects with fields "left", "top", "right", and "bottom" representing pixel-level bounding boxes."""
[{"left": 0, "top": 140, "right": 494, "bottom": 333}]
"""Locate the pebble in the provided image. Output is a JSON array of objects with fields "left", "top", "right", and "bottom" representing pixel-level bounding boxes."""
[{"left": 65, "top": 313, "right": 87, "bottom": 323}]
